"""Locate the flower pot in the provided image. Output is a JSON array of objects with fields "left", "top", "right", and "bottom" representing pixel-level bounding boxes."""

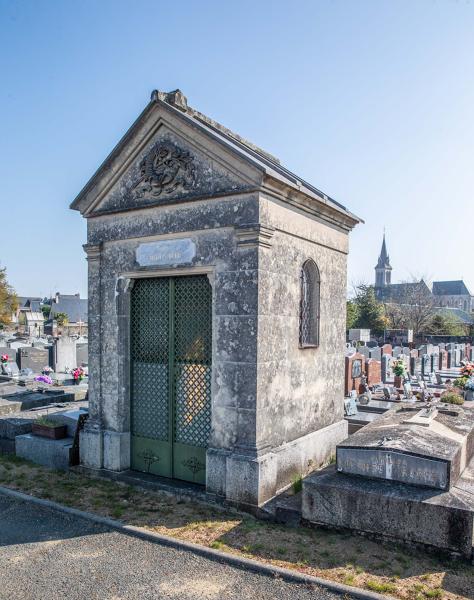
[
  {"left": 32, "top": 423, "right": 68, "bottom": 440},
  {"left": 394, "top": 375, "right": 403, "bottom": 389}
]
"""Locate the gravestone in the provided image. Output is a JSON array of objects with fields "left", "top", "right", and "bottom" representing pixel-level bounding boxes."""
[
  {"left": 358, "top": 346, "right": 370, "bottom": 360},
  {"left": 410, "top": 356, "right": 421, "bottom": 376},
  {"left": 365, "top": 359, "right": 381, "bottom": 387},
  {"left": 438, "top": 342, "right": 445, "bottom": 351},
  {"left": 345, "top": 352, "right": 365, "bottom": 396},
  {"left": 470, "top": 347, "right": 474, "bottom": 362},
  {"left": 447, "top": 350, "right": 454, "bottom": 369},
  {"left": 18, "top": 347, "right": 49, "bottom": 373},
  {"left": 369, "top": 347, "right": 381, "bottom": 361},
  {"left": 402, "top": 347, "right": 410, "bottom": 356},
  {"left": 421, "top": 354, "right": 431, "bottom": 376},
  {"left": 439, "top": 350, "right": 448, "bottom": 370},
  {"left": 431, "top": 353, "right": 439, "bottom": 372},
  {"left": 381, "top": 344, "right": 392, "bottom": 356},
  {"left": 454, "top": 349, "right": 461, "bottom": 367},
  {"left": 381, "top": 354, "right": 392, "bottom": 383},
  {"left": 446, "top": 343, "right": 456, "bottom": 352},
  {"left": 1, "top": 362, "right": 20, "bottom": 377},
  {"left": 76, "top": 343, "right": 88, "bottom": 366},
  {"left": 54, "top": 337, "right": 77, "bottom": 373},
  {"left": 393, "top": 346, "right": 403, "bottom": 358}
]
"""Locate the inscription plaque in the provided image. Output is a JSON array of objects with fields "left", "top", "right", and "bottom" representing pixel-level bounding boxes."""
[
  {"left": 351, "top": 359, "right": 362, "bottom": 379},
  {"left": 136, "top": 239, "right": 196, "bottom": 267},
  {"left": 337, "top": 447, "right": 449, "bottom": 490}
]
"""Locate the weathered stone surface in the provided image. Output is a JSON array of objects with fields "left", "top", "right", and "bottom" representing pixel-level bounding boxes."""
[
  {"left": 16, "top": 434, "right": 73, "bottom": 470},
  {"left": 72, "top": 90, "right": 360, "bottom": 506},
  {"left": 337, "top": 403, "right": 474, "bottom": 490},
  {"left": 302, "top": 465, "right": 474, "bottom": 558}
]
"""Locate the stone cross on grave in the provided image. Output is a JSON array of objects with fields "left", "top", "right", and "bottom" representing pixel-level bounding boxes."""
[{"left": 402, "top": 404, "right": 438, "bottom": 427}]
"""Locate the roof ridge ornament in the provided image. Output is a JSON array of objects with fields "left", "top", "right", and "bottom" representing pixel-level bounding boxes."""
[{"left": 151, "top": 89, "right": 188, "bottom": 112}]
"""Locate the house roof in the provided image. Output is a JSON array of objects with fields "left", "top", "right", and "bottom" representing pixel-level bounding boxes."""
[
  {"left": 432, "top": 280, "right": 472, "bottom": 296},
  {"left": 50, "top": 297, "right": 88, "bottom": 323},
  {"left": 17, "top": 297, "right": 42, "bottom": 309},
  {"left": 70, "top": 89, "right": 363, "bottom": 229}
]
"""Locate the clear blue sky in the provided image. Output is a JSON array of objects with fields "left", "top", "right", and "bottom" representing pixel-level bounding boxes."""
[{"left": 1, "top": 0, "right": 473, "bottom": 299}]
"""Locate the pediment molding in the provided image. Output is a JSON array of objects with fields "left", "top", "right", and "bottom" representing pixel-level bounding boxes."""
[{"left": 76, "top": 104, "right": 263, "bottom": 217}]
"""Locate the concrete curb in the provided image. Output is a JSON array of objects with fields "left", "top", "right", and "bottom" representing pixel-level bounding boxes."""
[{"left": 0, "top": 486, "right": 392, "bottom": 600}]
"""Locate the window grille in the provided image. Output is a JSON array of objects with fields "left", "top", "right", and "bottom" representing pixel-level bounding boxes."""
[{"left": 299, "top": 259, "right": 320, "bottom": 347}]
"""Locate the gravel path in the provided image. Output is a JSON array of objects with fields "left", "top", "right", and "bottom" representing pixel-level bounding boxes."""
[{"left": 0, "top": 494, "right": 354, "bottom": 600}]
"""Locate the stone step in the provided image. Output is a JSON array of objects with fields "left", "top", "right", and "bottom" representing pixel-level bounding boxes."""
[{"left": 274, "top": 492, "right": 302, "bottom": 527}]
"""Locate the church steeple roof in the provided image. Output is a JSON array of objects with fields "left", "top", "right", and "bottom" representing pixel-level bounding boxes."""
[{"left": 375, "top": 233, "right": 392, "bottom": 270}]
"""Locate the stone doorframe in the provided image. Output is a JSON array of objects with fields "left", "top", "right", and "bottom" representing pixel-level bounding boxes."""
[{"left": 113, "top": 265, "right": 216, "bottom": 474}]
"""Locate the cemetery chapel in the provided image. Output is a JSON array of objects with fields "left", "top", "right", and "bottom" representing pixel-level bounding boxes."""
[{"left": 71, "top": 89, "right": 361, "bottom": 507}]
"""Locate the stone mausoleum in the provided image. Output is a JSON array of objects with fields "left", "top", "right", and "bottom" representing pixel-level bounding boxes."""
[{"left": 71, "top": 89, "right": 361, "bottom": 506}]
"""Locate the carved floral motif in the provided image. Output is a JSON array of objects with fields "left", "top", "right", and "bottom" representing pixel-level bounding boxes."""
[{"left": 131, "top": 141, "right": 195, "bottom": 199}]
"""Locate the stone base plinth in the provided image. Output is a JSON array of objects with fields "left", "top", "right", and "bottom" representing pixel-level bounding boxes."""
[
  {"left": 80, "top": 428, "right": 131, "bottom": 471},
  {"left": 208, "top": 419, "right": 348, "bottom": 507},
  {"left": 302, "top": 466, "right": 474, "bottom": 559},
  {"left": 79, "top": 427, "right": 103, "bottom": 469}
]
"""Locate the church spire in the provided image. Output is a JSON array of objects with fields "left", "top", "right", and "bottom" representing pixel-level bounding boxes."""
[
  {"left": 376, "top": 233, "right": 391, "bottom": 269},
  {"left": 375, "top": 232, "right": 392, "bottom": 288}
]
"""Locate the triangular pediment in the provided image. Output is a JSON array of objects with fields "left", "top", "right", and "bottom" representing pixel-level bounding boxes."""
[{"left": 72, "top": 100, "right": 263, "bottom": 217}]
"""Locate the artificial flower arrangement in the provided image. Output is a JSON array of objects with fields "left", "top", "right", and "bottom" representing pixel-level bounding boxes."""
[
  {"left": 464, "top": 377, "right": 474, "bottom": 391},
  {"left": 1, "top": 354, "right": 9, "bottom": 364},
  {"left": 460, "top": 362, "right": 474, "bottom": 377},
  {"left": 392, "top": 359, "right": 406, "bottom": 377},
  {"left": 72, "top": 367, "right": 85, "bottom": 383},
  {"left": 42, "top": 366, "right": 53, "bottom": 375},
  {"left": 35, "top": 375, "right": 53, "bottom": 385}
]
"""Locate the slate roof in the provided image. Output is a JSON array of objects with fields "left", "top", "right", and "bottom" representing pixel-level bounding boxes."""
[
  {"left": 50, "top": 297, "right": 88, "bottom": 323},
  {"left": 17, "top": 297, "right": 42, "bottom": 310},
  {"left": 435, "top": 307, "right": 474, "bottom": 324},
  {"left": 432, "top": 280, "right": 472, "bottom": 296},
  {"left": 377, "top": 280, "right": 432, "bottom": 302},
  {"left": 70, "top": 89, "right": 363, "bottom": 227}
]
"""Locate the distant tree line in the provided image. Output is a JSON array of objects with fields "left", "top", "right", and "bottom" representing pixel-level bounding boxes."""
[{"left": 347, "top": 282, "right": 471, "bottom": 337}]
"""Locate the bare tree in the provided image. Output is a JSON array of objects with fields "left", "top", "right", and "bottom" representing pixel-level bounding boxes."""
[{"left": 384, "top": 277, "right": 435, "bottom": 334}]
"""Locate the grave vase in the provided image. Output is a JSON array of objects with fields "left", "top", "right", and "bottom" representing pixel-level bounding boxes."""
[{"left": 394, "top": 375, "right": 403, "bottom": 389}]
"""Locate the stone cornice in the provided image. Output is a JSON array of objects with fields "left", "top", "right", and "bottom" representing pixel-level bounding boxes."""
[
  {"left": 83, "top": 242, "right": 103, "bottom": 261},
  {"left": 235, "top": 223, "right": 275, "bottom": 249}
]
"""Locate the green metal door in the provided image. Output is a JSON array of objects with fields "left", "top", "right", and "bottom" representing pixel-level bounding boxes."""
[{"left": 130, "top": 275, "right": 212, "bottom": 485}]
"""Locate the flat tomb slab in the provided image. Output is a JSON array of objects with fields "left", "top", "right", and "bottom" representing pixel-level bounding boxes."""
[{"left": 337, "top": 403, "right": 474, "bottom": 490}]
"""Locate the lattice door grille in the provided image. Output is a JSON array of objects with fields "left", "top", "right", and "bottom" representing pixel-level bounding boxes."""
[
  {"left": 173, "top": 276, "right": 212, "bottom": 448},
  {"left": 130, "top": 278, "right": 170, "bottom": 441}
]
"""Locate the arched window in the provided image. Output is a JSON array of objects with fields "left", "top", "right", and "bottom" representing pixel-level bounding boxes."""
[{"left": 299, "top": 259, "right": 320, "bottom": 347}]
